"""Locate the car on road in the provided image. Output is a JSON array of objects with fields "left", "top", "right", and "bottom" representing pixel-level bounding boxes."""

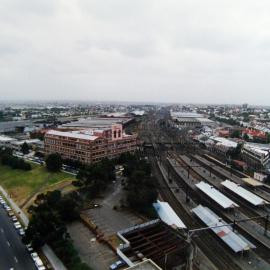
[{"left": 13, "top": 221, "right": 22, "bottom": 229}]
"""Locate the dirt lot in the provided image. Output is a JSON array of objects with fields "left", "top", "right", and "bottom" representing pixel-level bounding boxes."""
[{"left": 68, "top": 221, "right": 117, "bottom": 270}]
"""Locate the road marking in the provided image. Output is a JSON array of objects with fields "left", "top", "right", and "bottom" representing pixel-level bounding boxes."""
[
  {"left": 7, "top": 241, "right": 10, "bottom": 247},
  {"left": 14, "top": 256, "right": 18, "bottom": 263}
]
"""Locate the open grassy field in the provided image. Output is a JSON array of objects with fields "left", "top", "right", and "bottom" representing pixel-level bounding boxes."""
[{"left": 0, "top": 163, "right": 76, "bottom": 207}]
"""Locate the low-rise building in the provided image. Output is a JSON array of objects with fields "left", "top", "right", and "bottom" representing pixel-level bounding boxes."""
[
  {"left": 0, "top": 135, "right": 17, "bottom": 147},
  {"left": 44, "top": 124, "right": 138, "bottom": 164},
  {"left": 241, "top": 143, "right": 270, "bottom": 170}
]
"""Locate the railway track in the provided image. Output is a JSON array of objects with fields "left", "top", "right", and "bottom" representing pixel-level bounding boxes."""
[
  {"left": 187, "top": 154, "right": 270, "bottom": 219},
  {"left": 150, "top": 154, "right": 242, "bottom": 270},
  {"left": 168, "top": 153, "right": 270, "bottom": 260}
]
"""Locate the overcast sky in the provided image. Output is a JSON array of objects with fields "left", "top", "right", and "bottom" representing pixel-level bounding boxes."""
[{"left": 1, "top": 1, "right": 270, "bottom": 105}]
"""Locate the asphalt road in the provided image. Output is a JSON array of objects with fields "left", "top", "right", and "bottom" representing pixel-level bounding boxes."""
[{"left": 0, "top": 207, "right": 36, "bottom": 270}]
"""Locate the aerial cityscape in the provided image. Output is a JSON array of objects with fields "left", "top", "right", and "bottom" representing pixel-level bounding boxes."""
[{"left": 1, "top": 1, "right": 270, "bottom": 270}]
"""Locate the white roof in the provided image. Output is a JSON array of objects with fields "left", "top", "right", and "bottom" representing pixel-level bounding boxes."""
[
  {"left": 0, "top": 135, "right": 16, "bottom": 142},
  {"left": 196, "top": 181, "right": 239, "bottom": 209},
  {"left": 221, "top": 180, "right": 269, "bottom": 206},
  {"left": 192, "top": 205, "right": 255, "bottom": 253},
  {"left": 153, "top": 200, "right": 186, "bottom": 229},
  {"left": 209, "top": 136, "right": 238, "bottom": 148},
  {"left": 46, "top": 130, "right": 98, "bottom": 141}
]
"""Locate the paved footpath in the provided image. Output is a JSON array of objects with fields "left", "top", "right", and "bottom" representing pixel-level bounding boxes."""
[{"left": 0, "top": 185, "right": 67, "bottom": 270}]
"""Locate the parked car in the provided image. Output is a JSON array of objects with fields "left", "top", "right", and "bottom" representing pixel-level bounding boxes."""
[
  {"left": 18, "top": 228, "right": 25, "bottom": 236},
  {"left": 30, "top": 252, "right": 39, "bottom": 260},
  {"left": 8, "top": 211, "right": 15, "bottom": 217},
  {"left": 5, "top": 206, "right": 11, "bottom": 212},
  {"left": 11, "top": 216, "right": 18, "bottom": 222},
  {"left": 13, "top": 222, "right": 22, "bottom": 229},
  {"left": 26, "top": 244, "right": 33, "bottom": 252},
  {"left": 34, "top": 257, "right": 44, "bottom": 268},
  {"left": 109, "top": 260, "right": 125, "bottom": 270}
]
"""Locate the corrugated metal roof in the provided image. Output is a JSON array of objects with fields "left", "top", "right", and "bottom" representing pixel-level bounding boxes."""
[
  {"left": 153, "top": 200, "right": 186, "bottom": 229},
  {"left": 196, "top": 181, "right": 239, "bottom": 209},
  {"left": 221, "top": 180, "right": 269, "bottom": 206},
  {"left": 192, "top": 205, "right": 255, "bottom": 253}
]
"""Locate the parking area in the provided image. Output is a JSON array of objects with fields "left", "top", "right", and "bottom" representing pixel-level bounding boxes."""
[
  {"left": 68, "top": 221, "right": 117, "bottom": 270},
  {"left": 83, "top": 178, "right": 144, "bottom": 238},
  {"left": 85, "top": 205, "right": 143, "bottom": 238}
]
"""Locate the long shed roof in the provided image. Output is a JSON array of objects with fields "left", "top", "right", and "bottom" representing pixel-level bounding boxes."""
[
  {"left": 196, "top": 181, "right": 239, "bottom": 209},
  {"left": 192, "top": 205, "right": 255, "bottom": 253},
  {"left": 153, "top": 200, "right": 186, "bottom": 229},
  {"left": 221, "top": 180, "right": 269, "bottom": 206}
]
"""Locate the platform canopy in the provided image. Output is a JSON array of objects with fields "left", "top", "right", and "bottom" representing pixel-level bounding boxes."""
[
  {"left": 153, "top": 200, "right": 186, "bottom": 229},
  {"left": 196, "top": 181, "right": 239, "bottom": 209},
  {"left": 221, "top": 180, "right": 269, "bottom": 206},
  {"left": 242, "top": 177, "right": 263, "bottom": 187},
  {"left": 192, "top": 205, "right": 256, "bottom": 253}
]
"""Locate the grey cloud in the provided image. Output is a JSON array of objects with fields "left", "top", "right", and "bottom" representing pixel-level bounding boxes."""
[{"left": 1, "top": 0, "right": 270, "bottom": 105}]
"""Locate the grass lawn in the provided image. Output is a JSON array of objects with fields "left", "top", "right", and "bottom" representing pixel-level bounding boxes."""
[{"left": 0, "top": 163, "right": 76, "bottom": 207}]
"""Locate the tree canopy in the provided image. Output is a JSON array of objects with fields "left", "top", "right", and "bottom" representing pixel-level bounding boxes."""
[
  {"left": 46, "top": 153, "right": 63, "bottom": 172},
  {"left": 21, "top": 142, "right": 30, "bottom": 155},
  {"left": 73, "top": 158, "right": 115, "bottom": 198},
  {"left": 23, "top": 190, "right": 90, "bottom": 269}
]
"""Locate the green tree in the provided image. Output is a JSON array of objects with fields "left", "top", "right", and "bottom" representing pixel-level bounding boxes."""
[
  {"left": 21, "top": 142, "right": 30, "bottom": 155},
  {"left": 74, "top": 158, "right": 115, "bottom": 197},
  {"left": 230, "top": 130, "right": 240, "bottom": 138},
  {"left": 243, "top": 133, "right": 249, "bottom": 141},
  {"left": 22, "top": 190, "right": 89, "bottom": 269},
  {"left": 46, "top": 153, "right": 63, "bottom": 172}
]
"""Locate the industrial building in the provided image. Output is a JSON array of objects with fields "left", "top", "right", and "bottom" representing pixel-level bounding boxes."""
[
  {"left": 241, "top": 143, "right": 270, "bottom": 170},
  {"left": 44, "top": 124, "right": 138, "bottom": 164},
  {"left": 171, "top": 112, "right": 215, "bottom": 128}
]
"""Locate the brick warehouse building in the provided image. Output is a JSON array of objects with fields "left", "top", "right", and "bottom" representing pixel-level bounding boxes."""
[{"left": 44, "top": 124, "right": 138, "bottom": 164}]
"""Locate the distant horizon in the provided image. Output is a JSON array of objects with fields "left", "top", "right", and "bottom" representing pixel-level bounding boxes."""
[{"left": 0, "top": 99, "right": 269, "bottom": 108}]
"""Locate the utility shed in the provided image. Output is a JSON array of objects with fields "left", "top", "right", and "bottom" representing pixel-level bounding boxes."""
[
  {"left": 153, "top": 200, "right": 186, "bottom": 229},
  {"left": 192, "top": 205, "right": 256, "bottom": 253},
  {"left": 195, "top": 181, "right": 239, "bottom": 209},
  {"left": 221, "top": 180, "right": 269, "bottom": 206}
]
